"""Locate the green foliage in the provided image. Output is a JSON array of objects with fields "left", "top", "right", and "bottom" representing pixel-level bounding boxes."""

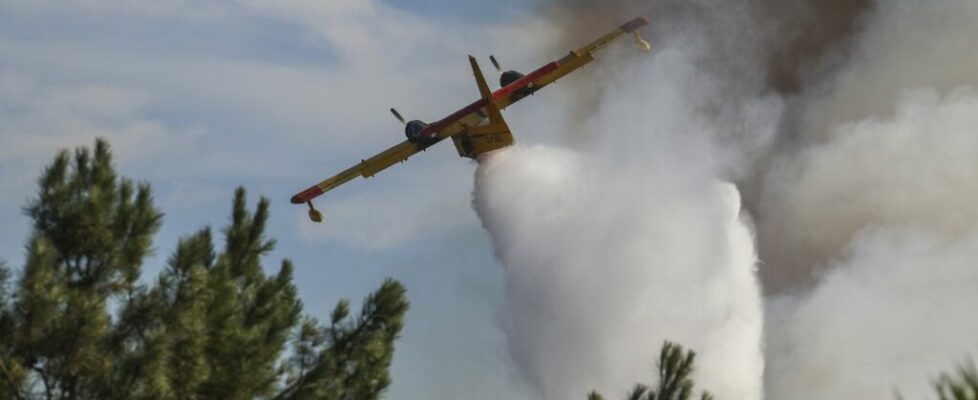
[
  {"left": 0, "top": 139, "right": 408, "bottom": 400},
  {"left": 932, "top": 361, "right": 978, "bottom": 400},
  {"left": 276, "top": 279, "right": 407, "bottom": 400},
  {"left": 590, "top": 341, "right": 714, "bottom": 400}
]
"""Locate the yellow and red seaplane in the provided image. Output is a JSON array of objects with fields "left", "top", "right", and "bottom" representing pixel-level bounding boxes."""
[{"left": 292, "top": 16, "right": 652, "bottom": 222}]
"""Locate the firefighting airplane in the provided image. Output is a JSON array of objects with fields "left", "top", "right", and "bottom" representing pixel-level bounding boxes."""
[{"left": 292, "top": 16, "right": 652, "bottom": 222}]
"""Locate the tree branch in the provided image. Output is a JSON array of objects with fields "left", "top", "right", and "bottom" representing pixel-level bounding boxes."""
[
  {"left": 0, "top": 357, "right": 27, "bottom": 400},
  {"left": 32, "top": 365, "right": 54, "bottom": 400}
]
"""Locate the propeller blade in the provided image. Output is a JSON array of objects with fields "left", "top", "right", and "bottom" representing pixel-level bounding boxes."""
[
  {"left": 489, "top": 55, "right": 502, "bottom": 74},
  {"left": 390, "top": 108, "right": 406, "bottom": 125}
]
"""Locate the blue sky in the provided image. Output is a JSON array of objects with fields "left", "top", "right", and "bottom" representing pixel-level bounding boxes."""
[
  {"left": 0, "top": 0, "right": 566, "bottom": 398},
  {"left": 6, "top": 2, "right": 975, "bottom": 400}
]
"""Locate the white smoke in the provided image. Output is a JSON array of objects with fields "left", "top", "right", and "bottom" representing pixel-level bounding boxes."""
[
  {"left": 765, "top": 226, "right": 978, "bottom": 400},
  {"left": 756, "top": 0, "right": 978, "bottom": 398},
  {"left": 762, "top": 88, "right": 978, "bottom": 399},
  {"left": 759, "top": 88, "right": 978, "bottom": 289}
]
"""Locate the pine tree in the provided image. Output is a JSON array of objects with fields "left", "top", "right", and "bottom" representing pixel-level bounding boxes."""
[
  {"left": 930, "top": 361, "right": 978, "bottom": 400},
  {"left": 589, "top": 342, "right": 714, "bottom": 400},
  {"left": 0, "top": 139, "right": 408, "bottom": 400}
]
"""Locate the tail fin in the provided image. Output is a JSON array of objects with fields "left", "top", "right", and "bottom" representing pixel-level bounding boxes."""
[
  {"left": 455, "top": 55, "right": 513, "bottom": 157},
  {"left": 468, "top": 55, "right": 507, "bottom": 128},
  {"left": 470, "top": 56, "right": 495, "bottom": 104}
]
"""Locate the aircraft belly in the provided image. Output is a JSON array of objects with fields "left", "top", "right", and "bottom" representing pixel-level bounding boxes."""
[{"left": 452, "top": 130, "right": 514, "bottom": 159}]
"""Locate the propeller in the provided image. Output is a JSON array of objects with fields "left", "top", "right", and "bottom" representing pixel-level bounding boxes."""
[
  {"left": 390, "top": 108, "right": 407, "bottom": 125},
  {"left": 489, "top": 55, "right": 503, "bottom": 74},
  {"left": 307, "top": 202, "right": 323, "bottom": 223}
]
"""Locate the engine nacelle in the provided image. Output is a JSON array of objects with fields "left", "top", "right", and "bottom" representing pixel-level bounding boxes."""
[
  {"left": 404, "top": 119, "right": 438, "bottom": 147},
  {"left": 500, "top": 70, "right": 525, "bottom": 88},
  {"left": 405, "top": 120, "right": 428, "bottom": 140}
]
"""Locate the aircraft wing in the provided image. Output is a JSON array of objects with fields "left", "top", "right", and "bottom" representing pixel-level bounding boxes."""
[
  {"left": 290, "top": 97, "right": 496, "bottom": 207},
  {"left": 413, "top": 60, "right": 562, "bottom": 141},
  {"left": 494, "top": 16, "right": 652, "bottom": 110},
  {"left": 290, "top": 139, "right": 431, "bottom": 205},
  {"left": 359, "top": 16, "right": 650, "bottom": 151},
  {"left": 291, "top": 15, "right": 652, "bottom": 216}
]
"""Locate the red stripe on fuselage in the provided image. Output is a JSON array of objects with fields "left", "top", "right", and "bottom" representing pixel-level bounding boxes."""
[
  {"left": 419, "top": 99, "right": 488, "bottom": 138},
  {"left": 418, "top": 61, "right": 560, "bottom": 138}
]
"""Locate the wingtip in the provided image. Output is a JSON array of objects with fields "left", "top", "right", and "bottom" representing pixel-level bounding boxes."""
[
  {"left": 291, "top": 186, "right": 323, "bottom": 204},
  {"left": 620, "top": 16, "right": 651, "bottom": 33}
]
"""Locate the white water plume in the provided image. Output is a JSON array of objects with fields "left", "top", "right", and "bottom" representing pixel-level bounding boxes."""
[
  {"left": 469, "top": 35, "right": 772, "bottom": 397},
  {"left": 473, "top": 145, "right": 762, "bottom": 400}
]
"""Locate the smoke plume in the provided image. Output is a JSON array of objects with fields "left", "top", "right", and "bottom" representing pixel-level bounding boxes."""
[
  {"left": 470, "top": 0, "right": 978, "bottom": 398},
  {"left": 759, "top": 1, "right": 978, "bottom": 398}
]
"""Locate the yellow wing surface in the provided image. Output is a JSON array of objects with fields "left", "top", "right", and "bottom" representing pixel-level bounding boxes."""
[
  {"left": 291, "top": 16, "right": 651, "bottom": 216},
  {"left": 290, "top": 139, "right": 426, "bottom": 206}
]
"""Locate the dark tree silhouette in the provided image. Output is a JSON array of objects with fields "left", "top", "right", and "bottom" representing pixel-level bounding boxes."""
[{"left": 0, "top": 139, "right": 408, "bottom": 400}]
